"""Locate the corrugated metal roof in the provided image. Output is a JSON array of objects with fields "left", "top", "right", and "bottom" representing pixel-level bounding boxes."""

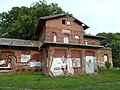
[{"left": 0, "top": 38, "right": 42, "bottom": 48}]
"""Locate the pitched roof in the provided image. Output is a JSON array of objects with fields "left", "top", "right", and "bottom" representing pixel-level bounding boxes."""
[
  {"left": 39, "top": 13, "right": 89, "bottom": 30},
  {"left": 0, "top": 38, "right": 42, "bottom": 48},
  {"left": 84, "top": 34, "right": 105, "bottom": 39},
  {"left": 36, "top": 13, "right": 90, "bottom": 36}
]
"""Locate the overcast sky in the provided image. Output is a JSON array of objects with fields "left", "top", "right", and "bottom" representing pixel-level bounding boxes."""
[{"left": 0, "top": 0, "right": 120, "bottom": 35}]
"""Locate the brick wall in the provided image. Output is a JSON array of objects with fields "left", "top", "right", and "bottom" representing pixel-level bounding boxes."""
[
  {"left": 97, "top": 48, "right": 113, "bottom": 68},
  {"left": 84, "top": 37, "right": 100, "bottom": 46},
  {"left": 42, "top": 16, "right": 85, "bottom": 44},
  {"left": 42, "top": 46, "right": 100, "bottom": 76},
  {"left": 0, "top": 47, "right": 41, "bottom": 70}
]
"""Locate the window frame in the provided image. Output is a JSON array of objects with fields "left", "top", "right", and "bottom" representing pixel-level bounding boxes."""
[
  {"left": 64, "top": 34, "right": 69, "bottom": 43},
  {"left": 51, "top": 32, "right": 57, "bottom": 42},
  {"left": 104, "top": 54, "right": 108, "bottom": 62},
  {"left": 75, "top": 35, "right": 80, "bottom": 44}
]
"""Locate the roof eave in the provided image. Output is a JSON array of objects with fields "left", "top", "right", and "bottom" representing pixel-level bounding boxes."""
[{"left": 41, "top": 41, "right": 104, "bottom": 48}]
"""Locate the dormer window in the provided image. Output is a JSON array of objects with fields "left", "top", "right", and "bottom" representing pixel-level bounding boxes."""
[{"left": 62, "top": 20, "right": 66, "bottom": 25}]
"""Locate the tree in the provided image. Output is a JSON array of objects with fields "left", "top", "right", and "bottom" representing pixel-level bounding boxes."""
[
  {"left": 97, "top": 32, "right": 120, "bottom": 67},
  {"left": 0, "top": 0, "right": 64, "bottom": 40}
]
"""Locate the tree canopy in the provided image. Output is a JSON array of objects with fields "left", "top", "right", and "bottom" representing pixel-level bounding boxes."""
[
  {"left": 0, "top": 0, "right": 64, "bottom": 40},
  {"left": 97, "top": 32, "right": 120, "bottom": 67}
]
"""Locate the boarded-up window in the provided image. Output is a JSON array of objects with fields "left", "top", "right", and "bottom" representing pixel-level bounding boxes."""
[
  {"left": 1, "top": 51, "right": 14, "bottom": 63},
  {"left": 85, "top": 51, "right": 95, "bottom": 56},
  {"left": 21, "top": 51, "right": 30, "bottom": 62},
  {"left": 71, "top": 50, "right": 81, "bottom": 68},
  {"left": 1, "top": 51, "right": 14, "bottom": 58},
  {"left": 71, "top": 50, "right": 81, "bottom": 58},
  {"left": 54, "top": 49, "right": 66, "bottom": 58}
]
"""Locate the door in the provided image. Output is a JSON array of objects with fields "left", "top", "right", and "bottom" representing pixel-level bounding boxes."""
[{"left": 85, "top": 56, "right": 95, "bottom": 74}]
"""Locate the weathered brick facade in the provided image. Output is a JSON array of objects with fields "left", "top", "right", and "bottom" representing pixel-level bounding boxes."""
[
  {"left": 36, "top": 13, "right": 113, "bottom": 77},
  {"left": 0, "top": 13, "right": 113, "bottom": 76}
]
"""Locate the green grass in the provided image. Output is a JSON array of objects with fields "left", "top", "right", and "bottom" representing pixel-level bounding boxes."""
[{"left": 0, "top": 68, "right": 120, "bottom": 90}]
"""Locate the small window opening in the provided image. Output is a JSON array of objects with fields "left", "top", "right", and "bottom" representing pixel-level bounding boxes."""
[
  {"left": 62, "top": 20, "right": 66, "bottom": 25},
  {"left": 84, "top": 40, "right": 88, "bottom": 45},
  {"left": 67, "top": 20, "right": 71, "bottom": 25}
]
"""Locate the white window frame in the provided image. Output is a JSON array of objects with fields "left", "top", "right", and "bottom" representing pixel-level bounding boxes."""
[
  {"left": 64, "top": 36, "right": 69, "bottom": 43},
  {"left": 53, "top": 35, "right": 57, "bottom": 42}
]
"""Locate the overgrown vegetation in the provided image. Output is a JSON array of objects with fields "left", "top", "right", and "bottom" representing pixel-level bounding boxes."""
[
  {"left": 0, "top": 68, "right": 120, "bottom": 90},
  {"left": 105, "top": 61, "right": 111, "bottom": 69},
  {"left": 97, "top": 32, "right": 120, "bottom": 67},
  {"left": 0, "top": 0, "right": 64, "bottom": 40},
  {"left": 0, "top": 0, "right": 120, "bottom": 68}
]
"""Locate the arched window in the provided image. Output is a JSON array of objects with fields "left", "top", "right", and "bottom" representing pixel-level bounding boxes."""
[
  {"left": 75, "top": 35, "right": 80, "bottom": 44},
  {"left": 51, "top": 32, "right": 57, "bottom": 42},
  {"left": 64, "top": 34, "right": 69, "bottom": 43}
]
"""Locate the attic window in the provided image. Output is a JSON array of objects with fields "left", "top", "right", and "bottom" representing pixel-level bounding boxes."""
[
  {"left": 67, "top": 20, "right": 71, "bottom": 25},
  {"left": 62, "top": 20, "right": 66, "bottom": 25}
]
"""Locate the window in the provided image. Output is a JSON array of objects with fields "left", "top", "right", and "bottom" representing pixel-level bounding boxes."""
[
  {"left": 71, "top": 50, "right": 81, "bottom": 68},
  {"left": 84, "top": 40, "right": 88, "bottom": 45},
  {"left": 64, "top": 34, "right": 69, "bottom": 43},
  {"left": 75, "top": 35, "right": 80, "bottom": 44},
  {"left": 104, "top": 54, "right": 108, "bottom": 62},
  {"left": 54, "top": 49, "right": 66, "bottom": 58},
  {"left": 51, "top": 32, "right": 57, "bottom": 42},
  {"left": 62, "top": 20, "right": 65, "bottom": 25},
  {"left": 62, "top": 20, "right": 71, "bottom": 26},
  {"left": 67, "top": 20, "right": 71, "bottom": 25}
]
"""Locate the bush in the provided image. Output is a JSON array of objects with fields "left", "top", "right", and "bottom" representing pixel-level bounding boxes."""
[
  {"left": 113, "top": 59, "right": 120, "bottom": 67},
  {"left": 105, "top": 61, "right": 111, "bottom": 69}
]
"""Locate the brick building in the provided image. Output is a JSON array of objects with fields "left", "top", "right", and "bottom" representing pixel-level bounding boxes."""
[
  {"left": 36, "top": 13, "right": 112, "bottom": 76},
  {"left": 0, "top": 13, "right": 112, "bottom": 76}
]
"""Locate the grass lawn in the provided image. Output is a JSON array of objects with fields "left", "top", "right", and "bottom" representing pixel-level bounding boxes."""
[{"left": 0, "top": 68, "right": 120, "bottom": 90}]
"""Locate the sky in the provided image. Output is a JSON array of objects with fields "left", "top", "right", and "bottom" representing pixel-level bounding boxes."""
[{"left": 0, "top": 0, "right": 120, "bottom": 35}]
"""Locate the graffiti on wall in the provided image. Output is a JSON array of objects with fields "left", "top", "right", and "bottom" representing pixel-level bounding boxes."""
[
  {"left": 0, "top": 51, "right": 15, "bottom": 69},
  {"left": 85, "top": 56, "right": 96, "bottom": 74},
  {"left": 21, "top": 54, "right": 30, "bottom": 62},
  {"left": 29, "top": 53, "right": 41, "bottom": 68},
  {"left": 0, "top": 51, "right": 41, "bottom": 70},
  {"left": 48, "top": 58, "right": 81, "bottom": 77}
]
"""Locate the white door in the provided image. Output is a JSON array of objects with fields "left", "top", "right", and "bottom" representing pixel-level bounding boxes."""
[{"left": 85, "top": 56, "right": 95, "bottom": 74}]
